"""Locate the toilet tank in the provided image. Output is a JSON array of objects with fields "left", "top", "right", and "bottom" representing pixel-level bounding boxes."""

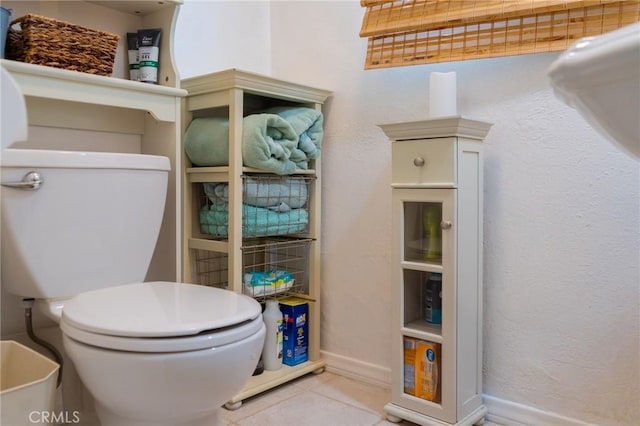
[{"left": 1, "top": 149, "right": 170, "bottom": 299}]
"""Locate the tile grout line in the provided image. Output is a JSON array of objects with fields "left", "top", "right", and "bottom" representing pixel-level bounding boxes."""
[
  {"left": 306, "top": 386, "right": 387, "bottom": 424},
  {"left": 222, "top": 372, "right": 340, "bottom": 424}
]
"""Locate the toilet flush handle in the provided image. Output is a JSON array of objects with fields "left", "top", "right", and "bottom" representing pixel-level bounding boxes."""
[{"left": 1, "top": 171, "right": 44, "bottom": 190}]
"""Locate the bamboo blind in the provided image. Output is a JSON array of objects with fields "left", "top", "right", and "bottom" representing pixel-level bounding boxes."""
[{"left": 360, "top": 0, "right": 640, "bottom": 69}]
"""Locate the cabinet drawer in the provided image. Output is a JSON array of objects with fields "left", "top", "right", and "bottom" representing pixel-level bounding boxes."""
[{"left": 391, "top": 138, "right": 456, "bottom": 186}]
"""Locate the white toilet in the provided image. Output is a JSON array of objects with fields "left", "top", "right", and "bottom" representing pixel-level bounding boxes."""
[
  {"left": 0, "top": 145, "right": 266, "bottom": 425},
  {"left": 1, "top": 149, "right": 265, "bottom": 426}
]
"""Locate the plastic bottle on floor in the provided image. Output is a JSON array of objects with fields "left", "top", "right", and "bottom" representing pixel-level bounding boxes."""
[{"left": 262, "top": 300, "right": 283, "bottom": 370}]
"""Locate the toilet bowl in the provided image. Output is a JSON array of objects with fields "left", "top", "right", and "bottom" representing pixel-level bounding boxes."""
[
  {"left": 60, "top": 282, "right": 265, "bottom": 426},
  {"left": 1, "top": 148, "right": 266, "bottom": 425}
]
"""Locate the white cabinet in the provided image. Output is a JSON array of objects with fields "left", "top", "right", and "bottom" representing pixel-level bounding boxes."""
[
  {"left": 380, "top": 117, "right": 492, "bottom": 426},
  {"left": 180, "top": 69, "right": 331, "bottom": 408},
  {"left": 1, "top": 0, "right": 187, "bottom": 281}
]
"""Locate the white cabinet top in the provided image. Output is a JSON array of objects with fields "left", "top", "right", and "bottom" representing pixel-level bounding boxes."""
[{"left": 379, "top": 116, "right": 492, "bottom": 141}]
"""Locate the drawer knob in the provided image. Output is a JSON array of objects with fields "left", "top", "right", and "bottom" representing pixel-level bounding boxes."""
[
  {"left": 413, "top": 157, "right": 425, "bottom": 167},
  {"left": 441, "top": 221, "right": 452, "bottom": 230}
]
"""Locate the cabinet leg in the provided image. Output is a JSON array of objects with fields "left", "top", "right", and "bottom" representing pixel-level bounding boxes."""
[
  {"left": 473, "top": 418, "right": 485, "bottom": 425},
  {"left": 312, "top": 367, "right": 325, "bottom": 375},
  {"left": 224, "top": 401, "right": 242, "bottom": 411},
  {"left": 386, "top": 414, "right": 402, "bottom": 423}
]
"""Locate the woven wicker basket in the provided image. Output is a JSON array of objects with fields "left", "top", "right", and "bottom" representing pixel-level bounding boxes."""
[{"left": 6, "top": 14, "right": 119, "bottom": 76}]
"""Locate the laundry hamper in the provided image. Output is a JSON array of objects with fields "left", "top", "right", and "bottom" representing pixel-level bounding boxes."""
[
  {"left": 6, "top": 14, "right": 119, "bottom": 76},
  {"left": 0, "top": 340, "right": 60, "bottom": 426}
]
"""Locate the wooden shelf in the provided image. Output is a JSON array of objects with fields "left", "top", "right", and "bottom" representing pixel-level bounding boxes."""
[
  {"left": 183, "top": 69, "right": 332, "bottom": 111},
  {"left": 187, "top": 166, "right": 317, "bottom": 183},
  {"left": 227, "top": 359, "right": 326, "bottom": 405},
  {"left": 182, "top": 69, "right": 331, "bottom": 406},
  {"left": 188, "top": 238, "right": 229, "bottom": 253}
]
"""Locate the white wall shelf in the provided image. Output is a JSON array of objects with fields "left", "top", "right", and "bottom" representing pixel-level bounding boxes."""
[
  {"left": 1, "top": 60, "right": 186, "bottom": 123},
  {"left": 3, "top": 0, "right": 183, "bottom": 87},
  {"left": 87, "top": 0, "right": 182, "bottom": 16},
  {"left": 1, "top": 0, "right": 185, "bottom": 282}
]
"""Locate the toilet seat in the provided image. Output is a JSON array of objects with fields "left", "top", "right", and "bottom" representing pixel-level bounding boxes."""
[{"left": 60, "top": 282, "right": 263, "bottom": 353}]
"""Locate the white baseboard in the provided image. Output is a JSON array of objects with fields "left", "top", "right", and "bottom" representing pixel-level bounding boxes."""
[
  {"left": 321, "top": 351, "right": 599, "bottom": 426},
  {"left": 320, "top": 350, "right": 392, "bottom": 389},
  {"left": 483, "top": 395, "right": 599, "bottom": 426}
]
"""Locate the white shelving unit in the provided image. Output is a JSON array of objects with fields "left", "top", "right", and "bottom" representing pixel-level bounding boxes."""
[
  {"left": 1, "top": 0, "right": 187, "bottom": 281},
  {"left": 180, "top": 69, "right": 331, "bottom": 408},
  {"left": 380, "top": 117, "right": 492, "bottom": 426}
]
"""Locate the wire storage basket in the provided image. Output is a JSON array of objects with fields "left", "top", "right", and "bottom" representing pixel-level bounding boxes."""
[
  {"left": 199, "top": 174, "right": 314, "bottom": 239},
  {"left": 6, "top": 14, "right": 119, "bottom": 76},
  {"left": 242, "top": 237, "right": 311, "bottom": 301},
  {"left": 193, "top": 237, "right": 312, "bottom": 302},
  {"left": 193, "top": 250, "right": 229, "bottom": 290}
]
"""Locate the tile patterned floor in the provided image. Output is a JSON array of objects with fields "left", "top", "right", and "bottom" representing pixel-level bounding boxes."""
[{"left": 220, "top": 371, "right": 499, "bottom": 426}]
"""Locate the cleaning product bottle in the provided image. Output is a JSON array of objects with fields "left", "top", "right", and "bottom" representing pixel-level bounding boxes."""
[
  {"left": 422, "top": 204, "right": 442, "bottom": 259},
  {"left": 422, "top": 272, "right": 442, "bottom": 324},
  {"left": 262, "top": 300, "right": 283, "bottom": 371}
]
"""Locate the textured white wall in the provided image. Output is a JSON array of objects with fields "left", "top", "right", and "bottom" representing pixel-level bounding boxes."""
[
  {"left": 174, "top": 0, "right": 271, "bottom": 79},
  {"left": 176, "top": 2, "right": 640, "bottom": 425}
]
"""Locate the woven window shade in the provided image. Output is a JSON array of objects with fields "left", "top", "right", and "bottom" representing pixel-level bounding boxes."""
[{"left": 360, "top": 0, "right": 640, "bottom": 69}]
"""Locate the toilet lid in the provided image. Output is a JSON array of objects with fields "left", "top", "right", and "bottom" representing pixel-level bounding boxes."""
[
  {"left": 61, "top": 314, "right": 264, "bottom": 353},
  {"left": 61, "top": 282, "right": 261, "bottom": 338}
]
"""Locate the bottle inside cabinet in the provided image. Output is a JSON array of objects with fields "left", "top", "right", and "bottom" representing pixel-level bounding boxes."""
[
  {"left": 403, "top": 201, "right": 443, "bottom": 265},
  {"left": 422, "top": 273, "right": 442, "bottom": 325},
  {"left": 403, "top": 270, "right": 444, "bottom": 338}
]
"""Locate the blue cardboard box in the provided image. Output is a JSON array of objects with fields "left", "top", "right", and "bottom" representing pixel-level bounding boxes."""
[{"left": 279, "top": 297, "right": 308, "bottom": 366}]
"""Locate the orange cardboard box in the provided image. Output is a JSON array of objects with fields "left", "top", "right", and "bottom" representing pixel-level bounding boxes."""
[
  {"left": 403, "top": 337, "right": 417, "bottom": 395},
  {"left": 415, "top": 341, "right": 440, "bottom": 402}
]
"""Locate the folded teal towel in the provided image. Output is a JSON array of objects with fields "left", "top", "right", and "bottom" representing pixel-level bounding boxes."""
[
  {"left": 185, "top": 114, "right": 298, "bottom": 174},
  {"left": 200, "top": 203, "right": 308, "bottom": 238},
  {"left": 265, "top": 107, "right": 324, "bottom": 168},
  {"left": 184, "top": 117, "right": 229, "bottom": 167},
  {"left": 203, "top": 178, "right": 308, "bottom": 211}
]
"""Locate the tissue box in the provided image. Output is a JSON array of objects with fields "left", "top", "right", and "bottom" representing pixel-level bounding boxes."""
[{"left": 279, "top": 297, "right": 308, "bottom": 366}]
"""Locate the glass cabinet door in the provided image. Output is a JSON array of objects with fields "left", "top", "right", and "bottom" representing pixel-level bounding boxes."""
[
  {"left": 391, "top": 188, "right": 456, "bottom": 422},
  {"left": 394, "top": 189, "right": 454, "bottom": 336},
  {"left": 394, "top": 189, "right": 454, "bottom": 270},
  {"left": 403, "top": 201, "right": 444, "bottom": 265}
]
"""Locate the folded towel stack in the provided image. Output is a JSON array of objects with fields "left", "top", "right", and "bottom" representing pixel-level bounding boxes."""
[
  {"left": 264, "top": 107, "right": 324, "bottom": 169},
  {"left": 200, "top": 203, "right": 308, "bottom": 238},
  {"left": 184, "top": 107, "right": 324, "bottom": 175},
  {"left": 203, "top": 177, "right": 308, "bottom": 211}
]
